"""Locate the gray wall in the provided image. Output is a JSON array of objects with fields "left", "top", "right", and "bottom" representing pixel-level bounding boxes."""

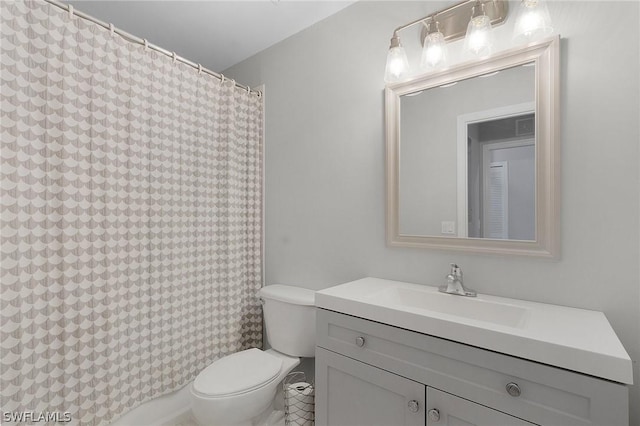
[{"left": 225, "top": 1, "right": 640, "bottom": 421}]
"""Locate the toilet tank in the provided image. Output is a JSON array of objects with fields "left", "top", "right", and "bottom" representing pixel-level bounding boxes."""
[{"left": 258, "top": 285, "right": 316, "bottom": 358}]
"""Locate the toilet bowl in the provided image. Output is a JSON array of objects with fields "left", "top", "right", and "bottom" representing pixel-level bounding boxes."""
[
  {"left": 190, "top": 348, "right": 299, "bottom": 426},
  {"left": 190, "top": 285, "right": 316, "bottom": 426}
]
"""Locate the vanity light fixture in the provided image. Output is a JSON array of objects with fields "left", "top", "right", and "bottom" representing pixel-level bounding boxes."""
[
  {"left": 463, "top": 2, "right": 494, "bottom": 58},
  {"left": 421, "top": 21, "right": 448, "bottom": 71},
  {"left": 383, "top": 0, "right": 508, "bottom": 84},
  {"left": 512, "top": 0, "right": 553, "bottom": 42},
  {"left": 384, "top": 33, "right": 410, "bottom": 83}
]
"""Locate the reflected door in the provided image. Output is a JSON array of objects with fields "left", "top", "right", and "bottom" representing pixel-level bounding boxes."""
[{"left": 477, "top": 139, "right": 535, "bottom": 240}]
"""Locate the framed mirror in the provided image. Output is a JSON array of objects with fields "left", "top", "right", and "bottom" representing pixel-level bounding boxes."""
[{"left": 385, "top": 36, "right": 560, "bottom": 258}]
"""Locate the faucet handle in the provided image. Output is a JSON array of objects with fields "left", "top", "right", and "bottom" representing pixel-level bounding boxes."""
[{"left": 449, "top": 263, "right": 462, "bottom": 278}]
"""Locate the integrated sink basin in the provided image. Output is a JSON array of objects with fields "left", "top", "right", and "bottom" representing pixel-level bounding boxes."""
[
  {"left": 315, "top": 277, "right": 633, "bottom": 385},
  {"left": 367, "top": 286, "right": 529, "bottom": 328}
]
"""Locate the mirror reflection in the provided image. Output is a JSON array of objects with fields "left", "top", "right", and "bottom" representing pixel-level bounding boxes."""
[{"left": 398, "top": 63, "right": 535, "bottom": 240}]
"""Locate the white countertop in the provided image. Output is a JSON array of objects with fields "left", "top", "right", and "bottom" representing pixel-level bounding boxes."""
[{"left": 315, "top": 277, "right": 633, "bottom": 384}]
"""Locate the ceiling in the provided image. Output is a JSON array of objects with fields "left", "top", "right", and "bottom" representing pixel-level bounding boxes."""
[{"left": 65, "top": 1, "right": 356, "bottom": 72}]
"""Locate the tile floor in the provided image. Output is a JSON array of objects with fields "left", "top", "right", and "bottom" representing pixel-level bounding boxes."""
[{"left": 168, "top": 410, "right": 286, "bottom": 426}]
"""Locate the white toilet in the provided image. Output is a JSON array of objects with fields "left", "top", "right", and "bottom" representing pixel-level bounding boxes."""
[{"left": 190, "top": 285, "right": 316, "bottom": 426}]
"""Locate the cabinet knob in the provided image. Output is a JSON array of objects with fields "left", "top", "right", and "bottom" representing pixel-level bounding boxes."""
[
  {"left": 506, "top": 382, "right": 521, "bottom": 397},
  {"left": 407, "top": 400, "right": 420, "bottom": 413},
  {"left": 355, "top": 336, "right": 365, "bottom": 347},
  {"left": 428, "top": 408, "right": 440, "bottom": 422}
]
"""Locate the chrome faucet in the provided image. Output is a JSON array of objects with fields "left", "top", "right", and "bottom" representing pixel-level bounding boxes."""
[{"left": 438, "top": 263, "right": 477, "bottom": 297}]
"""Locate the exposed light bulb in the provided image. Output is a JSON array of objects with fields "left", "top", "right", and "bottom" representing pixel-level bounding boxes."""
[
  {"left": 420, "top": 22, "right": 448, "bottom": 71},
  {"left": 464, "top": 11, "right": 494, "bottom": 58},
  {"left": 384, "top": 35, "right": 410, "bottom": 83},
  {"left": 513, "top": 0, "right": 553, "bottom": 42}
]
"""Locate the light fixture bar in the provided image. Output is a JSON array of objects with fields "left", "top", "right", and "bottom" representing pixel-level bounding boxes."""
[
  {"left": 385, "top": 0, "right": 509, "bottom": 83},
  {"left": 419, "top": 0, "right": 508, "bottom": 47}
]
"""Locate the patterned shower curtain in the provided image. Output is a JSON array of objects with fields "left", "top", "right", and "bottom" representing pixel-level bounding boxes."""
[{"left": 1, "top": 1, "right": 263, "bottom": 424}]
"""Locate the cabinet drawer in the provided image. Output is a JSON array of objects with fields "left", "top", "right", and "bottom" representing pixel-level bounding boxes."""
[{"left": 316, "top": 309, "right": 628, "bottom": 426}]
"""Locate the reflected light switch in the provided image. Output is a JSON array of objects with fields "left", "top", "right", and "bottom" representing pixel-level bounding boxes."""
[{"left": 441, "top": 221, "right": 456, "bottom": 235}]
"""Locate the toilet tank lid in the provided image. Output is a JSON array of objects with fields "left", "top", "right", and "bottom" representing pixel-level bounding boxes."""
[{"left": 258, "top": 285, "right": 315, "bottom": 306}]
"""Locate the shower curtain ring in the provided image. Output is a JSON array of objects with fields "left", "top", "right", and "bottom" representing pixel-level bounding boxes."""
[
  {"left": 198, "top": 64, "right": 202, "bottom": 75},
  {"left": 220, "top": 74, "right": 225, "bottom": 85},
  {"left": 172, "top": 52, "right": 177, "bottom": 64},
  {"left": 68, "top": 5, "right": 74, "bottom": 18},
  {"left": 143, "top": 39, "right": 148, "bottom": 50},
  {"left": 109, "top": 23, "right": 115, "bottom": 36}
]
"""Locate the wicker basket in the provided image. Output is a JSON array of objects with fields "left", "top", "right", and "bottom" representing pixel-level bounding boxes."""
[{"left": 283, "top": 372, "right": 314, "bottom": 426}]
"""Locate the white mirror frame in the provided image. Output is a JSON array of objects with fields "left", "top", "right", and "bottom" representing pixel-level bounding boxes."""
[{"left": 385, "top": 36, "right": 560, "bottom": 258}]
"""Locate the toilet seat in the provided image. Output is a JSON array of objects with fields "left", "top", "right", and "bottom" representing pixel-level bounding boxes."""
[{"left": 193, "top": 348, "right": 283, "bottom": 398}]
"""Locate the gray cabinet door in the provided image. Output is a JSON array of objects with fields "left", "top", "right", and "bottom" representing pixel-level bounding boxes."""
[
  {"left": 315, "top": 347, "right": 425, "bottom": 426},
  {"left": 426, "top": 387, "right": 536, "bottom": 426}
]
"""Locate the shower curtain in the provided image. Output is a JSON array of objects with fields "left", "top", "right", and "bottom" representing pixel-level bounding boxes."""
[{"left": 1, "top": 1, "right": 263, "bottom": 424}]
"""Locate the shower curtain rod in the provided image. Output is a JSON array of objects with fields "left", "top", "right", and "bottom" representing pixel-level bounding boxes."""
[{"left": 44, "top": 0, "right": 261, "bottom": 97}]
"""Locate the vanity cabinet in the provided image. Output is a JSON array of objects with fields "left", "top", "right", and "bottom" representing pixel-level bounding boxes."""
[
  {"left": 316, "top": 347, "right": 534, "bottom": 426},
  {"left": 315, "top": 309, "right": 629, "bottom": 426}
]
